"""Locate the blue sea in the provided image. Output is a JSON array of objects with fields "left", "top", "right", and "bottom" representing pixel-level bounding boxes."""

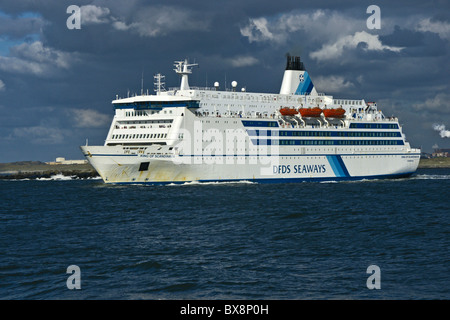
[{"left": 1, "top": 168, "right": 449, "bottom": 300}]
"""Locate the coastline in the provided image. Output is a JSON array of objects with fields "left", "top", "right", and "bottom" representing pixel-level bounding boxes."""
[
  {"left": 0, "top": 157, "right": 449, "bottom": 180},
  {"left": 0, "top": 161, "right": 98, "bottom": 180},
  {"left": 418, "top": 157, "right": 450, "bottom": 169}
]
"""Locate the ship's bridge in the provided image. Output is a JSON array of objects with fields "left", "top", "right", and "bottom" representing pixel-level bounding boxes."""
[{"left": 112, "top": 95, "right": 200, "bottom": 111}]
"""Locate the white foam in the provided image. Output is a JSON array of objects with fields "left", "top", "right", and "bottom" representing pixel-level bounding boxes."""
[
  {"left": 413, "top": 174, "right": 450, "bottom": 180},
  {"left": 36, "top": 174, "right": 75, "bottom": 181},
  {"left": 168, "top": 180, "right": 256, "bottom": 186},
  {"left": 86, "top": 176, "right": 102, "bottom": 180}
]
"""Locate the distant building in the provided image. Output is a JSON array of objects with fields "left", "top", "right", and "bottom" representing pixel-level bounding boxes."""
[
  {"left": 432, "top": 148, "right": 450, "bottom": 158},
  {"left": 46, "top": 157, "right": 88, "bottom": 165}
]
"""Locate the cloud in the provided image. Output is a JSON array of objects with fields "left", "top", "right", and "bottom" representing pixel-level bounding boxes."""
[
  {"left": 111, "top": 5, "right": 209, "bottom": 37},
  {"left": 226, "top": 55, "right": 259, "bottom": 67},
  {"left": 0, "top": 41, "right": 77, "bottom": 76},
  {"left": 70, "top": 109, "right": 110, "bottom": 128},
  {"left": 240, "top": 17, "right": 278, "bottom": 43},
  {"left": 417, "top": 18, "right": 450, "bottom": 40},
  {"left": 433, "top": 124, "right": 450, "bottom": 138},
  {"left": 240, "top": 10, "right": 361, "bottom": 45},
  {"left": 0, "top": 79, "right": 4, "bottom": 91},
  {"left": 310, "top": 31, "right": 404, "bottom": 61},
  {"left": 80, "top": 5, "right": 111, "bottom": 25},
  {"left": 412, "top": 93, "right": 450, "bottom": 114},
  {"left": 12, "top": 125, "right": 65, "bottom": 145},
  {"left": 313, "top": 75, "right": 355, "bottom": 93}
]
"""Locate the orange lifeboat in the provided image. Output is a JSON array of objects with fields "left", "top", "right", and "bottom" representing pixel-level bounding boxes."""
[
  {"left": 299, "top": 107, "right": 322, "bottom": 117},
  {"left": 323, "top": 107, "right": 345, "bottom": 118},
  {"left": 280, "top": 107, "right": 298, "bottom": 116}
]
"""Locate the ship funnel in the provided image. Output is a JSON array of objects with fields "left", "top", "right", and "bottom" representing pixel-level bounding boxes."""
[{"left": 279, "top": 54, "right": 317, "bottom": 96}]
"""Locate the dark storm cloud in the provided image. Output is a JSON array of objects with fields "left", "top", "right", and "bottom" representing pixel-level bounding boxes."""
[
  {"left": 0, "top": 0, "right": 449, "bottom": 162},
  {"left": 380, "top": 25, "right": 447, "bottom": 56}
]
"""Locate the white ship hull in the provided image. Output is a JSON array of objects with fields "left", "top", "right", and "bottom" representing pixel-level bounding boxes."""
[{"left": 81, "top": 145, "right": 419, "bottom": 184}]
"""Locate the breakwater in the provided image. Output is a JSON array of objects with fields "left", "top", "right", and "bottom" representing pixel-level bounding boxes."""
[{"left": 0, "top": 161, "right": 98, "bottom": 180}]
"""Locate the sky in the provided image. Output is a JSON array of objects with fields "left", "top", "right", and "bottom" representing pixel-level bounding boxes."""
[{"left": 0, "top": 0, "right": 449, "bottom": 162}]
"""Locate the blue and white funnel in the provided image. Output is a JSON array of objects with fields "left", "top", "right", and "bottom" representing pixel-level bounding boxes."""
[{"left": 279, "top": 55, "right": 317, "bottom": 96}]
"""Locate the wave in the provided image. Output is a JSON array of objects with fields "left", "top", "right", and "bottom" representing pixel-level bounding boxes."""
[
  {"left": 36, "top": 174, "right": 75, "bottom": 181},
  {"left": 412, "top": 174, "right": 450, "bottom": 180},
  {"left": 34, "top": 174, "right": 102, "bottom": 181},
  {"left": 168, "top": 180, "right": 257, "bottom": 186}
]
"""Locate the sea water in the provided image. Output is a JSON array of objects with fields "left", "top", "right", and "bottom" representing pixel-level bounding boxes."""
[{"left": 1, "top": 168, "right": 449, "bottom": 299}]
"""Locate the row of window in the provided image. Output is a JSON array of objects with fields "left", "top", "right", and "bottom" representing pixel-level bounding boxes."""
[
  {"left": 116, "top": 100, "right": 200, "bottom": 109},
  {"left": 111, "top": 133, "right": 167, "bottom": 140},
  {"left": 334, "top": 100, "right": 363, "bottom": 106},
  {"left": 124, "top": 109, "right": 177, "bottom": 116},
  {"left": 252, "top": 139, "right": 405, "bottom": 146},
  {"left": 116, "top": 125, "right": 171, "bottom": 130},
  {"left": 242, "top": 120, "right": 279, "bottom": 127},
  {"left": 349, "top": 123, "right": 399, "bottom": 129},
  {"left": 242, "top": 121, "right": 399, "bottom": 130},
  {"left": 119, "top": 120, "right": 173, "bottom": 125},
  {"left": 249, "top": 130, "right": 402, "bottom": 137}
]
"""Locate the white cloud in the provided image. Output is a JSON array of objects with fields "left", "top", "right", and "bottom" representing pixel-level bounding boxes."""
[
  {"left": 111, "top": 20, "right": 129, "bottom": 31},
  {"left": 433, "top": 124, "right": 450, "bottom": 138},
  {"left": 0, "top": 79, "right": 5, "bottom": 91},
  {"left": 226, "top": 55, "right": 259, "bottom": 68},
  {"left": 71, "top": 109, "right": 110, "bottom": 128},
  {"left": 240, "top": 10, "right": 362, "bottom": 45},
  {"left": 0, "top": 41, "right": 76, "bottom": 76},
  {"left": 80, "top": 5, "right": 111, "bottom": 25},
  {"left": 417, "top": 18, "right": 450, "bottom": 40},
  {"left": 310, "top": 31, "right": 404, "bottom": 61},
  {"left": 111, "top": 6, "right": 209, "bottom": 37},
  {"left": 240, "top": 17, "right": 278, "bottom": 43},
  {"left": 240, "top": 9, "right": 409, "bottom": 64},
  {"left": 313, "top": 75, "right": 354, "bottom": 93}
]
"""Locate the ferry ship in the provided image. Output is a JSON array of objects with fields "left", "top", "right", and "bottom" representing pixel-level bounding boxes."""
[{"left": 80, "top": 55, "right": 421, "bottom": 184}]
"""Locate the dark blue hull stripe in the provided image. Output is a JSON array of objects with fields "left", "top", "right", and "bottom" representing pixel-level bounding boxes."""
[
  {"left": 109, "top": 172, "right": 416, "bottom": 185},
  {"left": 336, "top": 155, "right": 351, "bottom": 177}
]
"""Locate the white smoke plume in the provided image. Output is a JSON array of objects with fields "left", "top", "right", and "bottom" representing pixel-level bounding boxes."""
[{"left": 433, "top": 124, "right": 450, "bottom": 138}]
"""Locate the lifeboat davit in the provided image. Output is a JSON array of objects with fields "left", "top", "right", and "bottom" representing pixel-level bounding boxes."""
[
  {"left": 299, "top": 107, "right": 322, "bottom": 117},
  {"left": 323, "top": 107, "right": 346, "bottom": 118},
  {"left": 280, "top": 107, "right": 298, "bottom": 116}
]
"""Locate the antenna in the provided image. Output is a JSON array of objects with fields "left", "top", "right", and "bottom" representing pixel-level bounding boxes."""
[
  {"left": 141, "top": 70, "right": 144, "bottom": 95},
  {"left": 174, "top": 59, "right": 198, "bottom": 90},
  {"left": 154, "top": 73, "right": 166, "bottom": 95}
]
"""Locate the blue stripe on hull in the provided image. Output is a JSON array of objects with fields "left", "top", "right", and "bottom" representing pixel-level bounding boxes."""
[
  {"left": 326, "top": 155, "right": 350, "bottom": 177},
  {"left": 110, "top": 171, "right": 416, "bottom": 185}
]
